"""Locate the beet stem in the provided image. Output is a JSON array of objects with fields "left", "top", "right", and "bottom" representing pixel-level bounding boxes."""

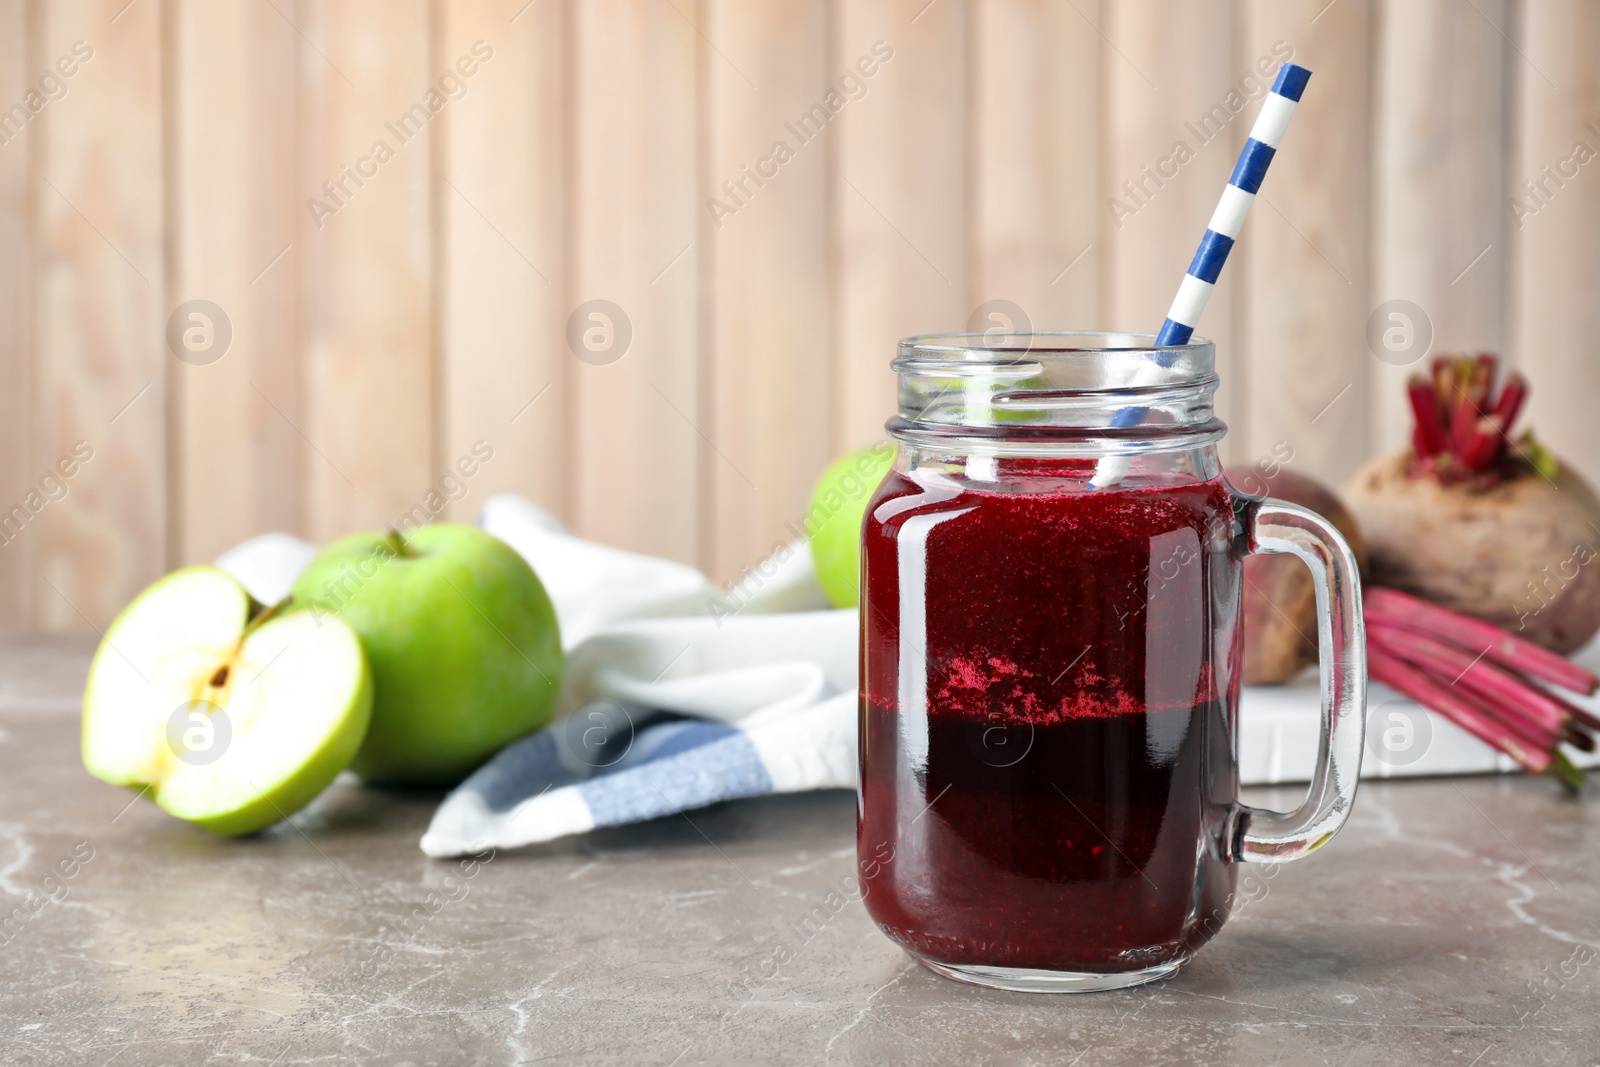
[
  {"left": 1399, "top": 651, "right": 1562, "bottom": 753},
  {"left": 1369, "top": 645, "right": 1552, "bottom": 775},
  {"left": 1493, "top": 372, "right": 1528, "bottom": 429},
  {"left": 1407, "top": 375, "right": 1448, "bottom": 458},
  {"left": 1460, "top": 415, "right": 1505, "bottom": 472},
  {"left": 1450, "top": 392, "right": 1482, "bottom": 457},
  {"left": 1373, "top": 631, "right": 1565, "bottom": 753},
  {"left": 1365, "top": 587, "right": 1599, "bottom": 695},
  {"left": 1366, "top": 618, "right": 1566, "bottom": 736}
]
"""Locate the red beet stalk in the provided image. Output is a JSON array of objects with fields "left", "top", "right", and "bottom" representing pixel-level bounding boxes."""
[
  {"left": 1407, "top": 375, "right": 1448, "bottom": 458},
  {"left": 1375, "top": 634, "right": 1565, "bottom": 755},
  {"left": 1492, "top": 371, "right": 1528, "bottom": 433},
  {"left": 1460, "top": 415, "right": 1506, "bottom": 472},
  {"left": 1456, "top": 373, "right": 1529, "bottom": 472},
  {"left": 1366, "top": 618, "right": 1567, "bottom": 738},
  {"left": 1458, "top": 368, "right": 1525, "bottom": 471},
  {"left": 1449, "top": 391, "right": 1480, "bottom": 456},
  {"left": 1366, "top": 587, "right": 1599, "bottom": 695},
  {"left": 1368, "top": 645, "right": 1552, "bottom": 774}
]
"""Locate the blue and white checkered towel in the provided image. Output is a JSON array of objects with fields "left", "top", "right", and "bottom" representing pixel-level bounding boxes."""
[{"left": 214, "top": 494, "right": 859, "bottom": 858}]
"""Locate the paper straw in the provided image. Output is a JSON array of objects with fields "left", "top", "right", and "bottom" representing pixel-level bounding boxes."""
[{"left": 1090, "top": 63, "right": 1311, "bottom": 487}]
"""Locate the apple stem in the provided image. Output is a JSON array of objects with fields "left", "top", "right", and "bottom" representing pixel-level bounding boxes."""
[{"left": 384, "top": 526, "right": 417, "bottom": 559}]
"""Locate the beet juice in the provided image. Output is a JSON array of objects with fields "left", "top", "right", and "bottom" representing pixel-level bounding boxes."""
[
  {"left": 859, "top": 461, "right": 1242, "bottom": 980},
  {"left": 860, "top": 332, "right": 1368, "bottom": 992}
]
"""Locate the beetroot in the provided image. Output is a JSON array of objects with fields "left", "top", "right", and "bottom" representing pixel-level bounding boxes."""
[{"left": 1344, "top": 355, "right": 1600, "bottom": 654}]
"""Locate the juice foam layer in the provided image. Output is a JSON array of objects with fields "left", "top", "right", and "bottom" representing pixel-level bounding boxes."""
[
  {"left": 930, "top": 653, "right": 1144, "bottom": 723},
  {"left": 863, "top": 469, "right": 1234, "bottom": 725}
]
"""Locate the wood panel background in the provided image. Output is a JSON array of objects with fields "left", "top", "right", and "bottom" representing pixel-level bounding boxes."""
[{"left": 1, "top": 0, "right": 1596, "bottom": 629}]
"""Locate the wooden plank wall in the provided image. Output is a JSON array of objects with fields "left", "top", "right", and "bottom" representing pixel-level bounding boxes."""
[
  {"left": 0, "top": 0, "right": 33, "bottom": 627},
  {"left": 32, "top": 0, "right": 166, "bottom": 630},
  {"left": 2, "top": 0, "right": 1597, "bottom": 630}
]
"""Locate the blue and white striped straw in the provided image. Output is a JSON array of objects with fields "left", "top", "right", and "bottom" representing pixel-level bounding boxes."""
[
  {"left": 1092, "top": 62, "right": 1311, "bottom": 487},
  {"left": 1156, "top": 62, "right": 1311, "bottom": 347}
]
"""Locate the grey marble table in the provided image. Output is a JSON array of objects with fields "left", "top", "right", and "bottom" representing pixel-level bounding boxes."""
[{"left": 3, "top": 635, "right": 1599, "bottom": 1066}]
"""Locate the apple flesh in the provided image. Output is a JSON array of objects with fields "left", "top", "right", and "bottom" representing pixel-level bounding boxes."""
[
  {"left": 291, "top": 524, "right": 563, "bottom": 786},
  {"left": 82, "top": 566, "right": 373, "bottom": 836},
  {"left": 807, "top": 443, "right": 897, "bottom": 608}
]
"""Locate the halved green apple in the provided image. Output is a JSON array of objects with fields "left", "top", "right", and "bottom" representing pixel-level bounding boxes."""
[{"left": 82, "top": 566, "right": 372, "bottom": 836}]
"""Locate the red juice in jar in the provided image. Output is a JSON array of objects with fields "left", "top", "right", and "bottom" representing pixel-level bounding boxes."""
[
  {"left": 859, "top": 460, "right": 1241, "bottom": 977},
  {"left": 858, "top": 332, "right": 1368, "bottom": 993}
]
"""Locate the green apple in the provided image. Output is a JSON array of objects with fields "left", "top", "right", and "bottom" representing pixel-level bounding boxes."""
[
  {"left": 806, "top": 443, "right": 896, "bottom": 608},
  {"left": 292, "top": 524, "right": 562, "bottom": 786},
  {"left": 82, "top": 566, "right": 373, "bottom": 836}
]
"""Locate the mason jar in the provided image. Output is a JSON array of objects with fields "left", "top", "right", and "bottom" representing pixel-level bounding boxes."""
[{"left": 857, "top": 332, "right": 1366, "bottom": 992}]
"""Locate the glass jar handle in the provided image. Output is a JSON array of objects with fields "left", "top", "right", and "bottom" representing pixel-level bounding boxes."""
[{"left": 1231, "top": 495, "right": 1367, "bottom": 863}]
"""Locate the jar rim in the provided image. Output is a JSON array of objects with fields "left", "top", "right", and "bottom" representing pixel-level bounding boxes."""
[
  {"left": 899, "top": 330, "right": 1213, "bottom": 361},
  {"left": 889, "top": 330, "right": 1223, "bottom": 456}
]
